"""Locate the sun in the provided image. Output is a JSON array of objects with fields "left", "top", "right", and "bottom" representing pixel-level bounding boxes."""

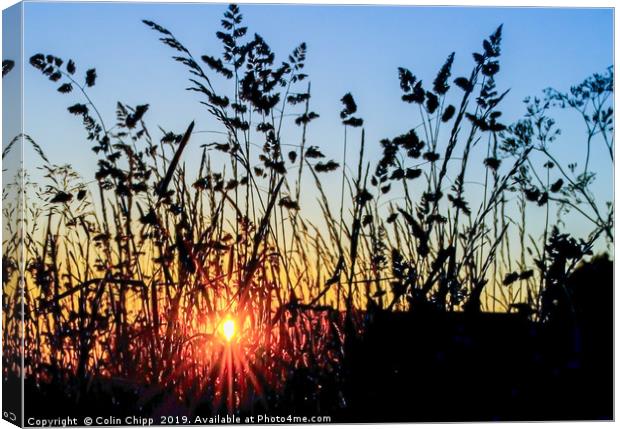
[{"left": 222, "top": 318, "right": 235, "bottom": 342}]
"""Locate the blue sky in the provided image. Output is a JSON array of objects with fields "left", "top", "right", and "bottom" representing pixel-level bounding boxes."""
[{"left": 3, "top": 1, "right": 614, "bottom": 244}]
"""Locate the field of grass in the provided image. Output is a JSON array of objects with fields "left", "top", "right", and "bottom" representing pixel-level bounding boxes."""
[{"left": 2, "top": 3, "right": 614, "bottom": 422}]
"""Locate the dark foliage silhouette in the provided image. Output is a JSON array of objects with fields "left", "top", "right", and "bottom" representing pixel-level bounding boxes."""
[{"left": 2, "top": 4, "right": 613, "bottom": 422}]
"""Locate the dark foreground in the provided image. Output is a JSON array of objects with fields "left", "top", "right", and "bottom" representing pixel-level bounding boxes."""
[{"left": 19, "top": 257, "right": 613, "bottom": 424}]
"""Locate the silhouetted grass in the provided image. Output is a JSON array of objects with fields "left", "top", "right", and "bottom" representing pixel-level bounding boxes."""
[{"left": 1, "top": 3, "right": 613, "bottom": 420}]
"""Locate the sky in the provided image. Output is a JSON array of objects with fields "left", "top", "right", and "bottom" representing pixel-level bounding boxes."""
[{"left": 2, "top": 1, "right": 615, "bottom": 247}]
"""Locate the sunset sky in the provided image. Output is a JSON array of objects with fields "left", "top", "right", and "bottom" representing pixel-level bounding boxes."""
[
  {"left": 3, "top": 1, "right": 614, "bottom": 245},
  {"left": 1, "top": 5, "right": 616, "bottom": 423}
]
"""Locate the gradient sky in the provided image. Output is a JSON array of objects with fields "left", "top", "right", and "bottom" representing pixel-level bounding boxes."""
[{"left": 3, "top": 1, "right": 614, "bottom": 246}]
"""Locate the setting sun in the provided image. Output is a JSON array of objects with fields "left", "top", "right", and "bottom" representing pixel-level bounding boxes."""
[{"left": 222, "top": 318, "right": 235, "bottom": 342}]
